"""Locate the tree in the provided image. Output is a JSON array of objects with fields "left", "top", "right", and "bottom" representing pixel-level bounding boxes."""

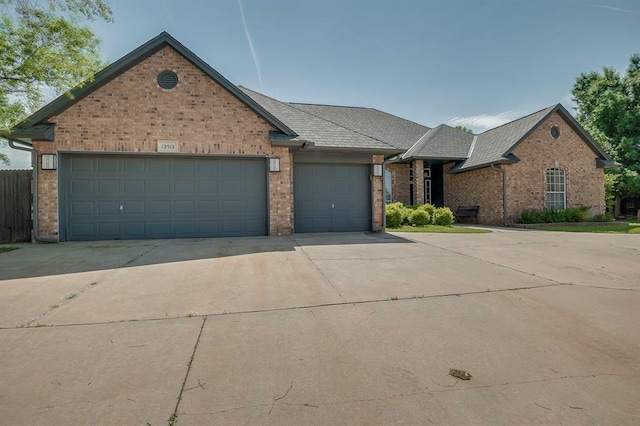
[
  {"left": 572, "top": 54, "right": 640, "bottom": 213},
  {"left": 0, "top": 0, "right": 112, "bottom": 165},
  {"left": 455, "top": 125, "right": 473, "bottom": 133}
]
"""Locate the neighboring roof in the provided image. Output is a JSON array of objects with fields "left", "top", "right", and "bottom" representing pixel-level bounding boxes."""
[
  {"left": 450, "top": 103, "right": 615, "bottom": 173},
  {"left": 401, "top": 124, "right": 474, "bottom": 160},
  {"left": 7, "top": 32, "right": 295, "bottom": 141},
  {"left": 240, "top": 87, "right": 407, "bottom": 152}
]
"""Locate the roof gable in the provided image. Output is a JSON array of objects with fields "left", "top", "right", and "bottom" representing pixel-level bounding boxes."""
[
  {"left": 402, "top": 124, "right": 474, "bottom": 160},
  {"left": 11, "top": 32, "right": 295, "bottom": 136},
  {"left": 450, "top": 104, "right": 615, "bottom": 173}
]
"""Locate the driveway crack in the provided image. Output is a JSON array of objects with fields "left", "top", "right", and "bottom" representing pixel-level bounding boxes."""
[
  {"left": 168, "top": 316, "right": 207, "bottom": 426},
  {"left": 293, "top": 239, "right": 347, "bottom": 303}
]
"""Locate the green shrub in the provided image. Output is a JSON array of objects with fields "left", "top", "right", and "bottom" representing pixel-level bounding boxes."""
[
  {"left": 564, "top": 206, "right": 591, "bottom": 222},
  {"left": 519, "top": 209, "right": 545, "bottom": 224},
  {"left": 594, "top": 212, "right": 615, "bottom": 222},
  {"left": 401, "top": 207, "right": 413, "bottom": 225},
  {"left": 409, "top": 209, "right": 431, "bottom": 226},
  {"left": 385, "top": 204, "right": 403, "bottom": 228},
  {"left": 433, "top": 207, "right": 454, "bottom": 226},
  {"left": 387, "top": 202, "right": 404, "bottom": 211},
  {"left": 542, "top": 208, "right": 566, "bottom": 223},
  {"left": 418, "top": 203, "right": 436, "bottom": 221}
]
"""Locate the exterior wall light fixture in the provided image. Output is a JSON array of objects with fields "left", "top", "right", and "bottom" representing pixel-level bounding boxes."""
[
  {"left": 269, "top": 157, "right": 280, "bottom": 172},
  {"left": 41, "top": 154, "right": 57, "bottom": 170}
]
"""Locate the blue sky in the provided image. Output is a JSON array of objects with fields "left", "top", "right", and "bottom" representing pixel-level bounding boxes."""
[{"left": 3, "top": 0, "right": 640, "bottom": 168}]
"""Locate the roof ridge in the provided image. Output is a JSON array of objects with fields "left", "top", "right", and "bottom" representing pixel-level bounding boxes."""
[
  {"left": 288, "top": 102, "right": 372, "bottom": 110},
  {"left": 478, "top": 104, "right": 557, "bottom": 135}
]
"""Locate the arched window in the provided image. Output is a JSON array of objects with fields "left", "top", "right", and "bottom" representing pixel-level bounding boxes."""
[{"left": 546, "top": 168, "right": 566, "bottom": 209}]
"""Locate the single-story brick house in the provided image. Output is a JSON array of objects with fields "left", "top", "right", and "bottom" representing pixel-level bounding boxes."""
[{"left": 5, "top": 33, "right": 615, "bottom": 241}]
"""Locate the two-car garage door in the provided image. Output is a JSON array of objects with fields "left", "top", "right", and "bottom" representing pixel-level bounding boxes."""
[{"left": 61, "top": 155, "right": 267, "bottom": 241}]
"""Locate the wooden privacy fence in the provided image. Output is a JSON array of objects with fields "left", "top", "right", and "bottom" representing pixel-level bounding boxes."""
[{"left": 0, "top": 169, "right": 33, "bottom": 243}]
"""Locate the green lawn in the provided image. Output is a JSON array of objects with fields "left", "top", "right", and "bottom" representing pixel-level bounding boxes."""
[
  {"left": 536, "top": 223, "right": 640, "bottom": 234},
  {"left": 388, "top": 225, "right": 492, "bottom": 233},
  {"left": 0, "top": 246, "right": 20, "bottom": 254}
]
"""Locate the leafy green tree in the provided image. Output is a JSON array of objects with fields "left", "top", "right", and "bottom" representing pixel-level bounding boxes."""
[
  {"left": 0, "top": 0, "right": 112, "bottom": 165},
  {"left": 572, "top": 54, "right": 640, "bottom": 213},
  {"left": 455, "top": 125, "right": 473, "bottom": 133}
]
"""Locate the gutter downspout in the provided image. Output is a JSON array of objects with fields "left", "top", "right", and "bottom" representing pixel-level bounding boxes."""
[
  {"left": 491, "top": 164, "right": 508, "bottom": 227},
  {"left": 7, "top": 139, "right": 58, "bottom": 243}
]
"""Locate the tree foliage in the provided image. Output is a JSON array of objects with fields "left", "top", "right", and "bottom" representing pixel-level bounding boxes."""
[
  {"left": 455, "top": 125, "right": 473, "bottom": 133},
  {"left": 571, "top": 54, "right": 640, "bottom": 200},
  {"left": 0, "top": 0, "right": 112, "bottom": 164}
]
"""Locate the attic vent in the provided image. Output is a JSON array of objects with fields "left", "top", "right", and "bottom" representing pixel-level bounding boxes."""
[
  {"left": 157, "top": 71, "right": 178, "bottom": 89},
  {"left": 550, "top": 126, "right": 560, "bottom": 139}
]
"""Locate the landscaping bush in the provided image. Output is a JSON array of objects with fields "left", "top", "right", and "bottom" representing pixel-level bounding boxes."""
[
  {"left": 385, "top": 204, "right": 403, "bottom": 228},
  {"left": 418, "top": 203, "right": 436, "bottom": 220},
  {"left": 518, "top": 209, "right": 545, "bottom": 224},
  {"left": 408, "top": 209, "right": 431, "bottom": 226},
  {"left": 433, "top": 207, "right": 454, "bottom": 226},
  {"left": 519, "top": 206, "right": 598, "bottom": 224}
]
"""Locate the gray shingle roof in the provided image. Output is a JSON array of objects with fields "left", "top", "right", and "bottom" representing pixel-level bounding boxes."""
[
  {"left": 453, "top": 105, "right": 556, "bottom": 171},
  {"left": 289, "top": 103, "right": 430, "bottom": 150},
  {"left": 240, "top": 87, "right": 426, "bottom": 152},
  {"left": 402, "top": 124, "right": 474, "bottom": 160}
]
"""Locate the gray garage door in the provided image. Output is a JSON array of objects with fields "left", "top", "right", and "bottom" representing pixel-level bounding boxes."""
[
  {"left": 294, "top": 163, "right": 371, "bottom": 233},
  {"left": 61, "top": 155, "right": 267, "bottom": 241}
]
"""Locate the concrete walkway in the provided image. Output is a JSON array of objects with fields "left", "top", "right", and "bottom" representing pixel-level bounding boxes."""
[{"left": 0, "top": 229, "right": 638, "bottom": 424}]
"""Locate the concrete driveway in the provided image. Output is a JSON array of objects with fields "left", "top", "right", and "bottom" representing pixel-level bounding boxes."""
[{"left": 1, "top": 229, "right": 639, "bottom": 425}]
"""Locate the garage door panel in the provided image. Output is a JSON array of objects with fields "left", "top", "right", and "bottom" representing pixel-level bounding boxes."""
[
  {"left": 174, "top": 180, "right": 195, "bottom": 193},
  {"left": 294, "top": 163, "right": 370, "bottom": 233},
  {"left": 97, "top": 222, "right": 119, "bottom": 238},
  {"left": 71, "top": 157, "right": 94, "bottom": 172},
  {"left": 149, "top": 180, "right": 170, "bottom": 193},
  {"left": 149, "top": 159, "right": 171, "bottom": 173},
  {"left": 71, "top": 180, "right": 94, "bottom": 194},
  {"left": 149, "top": 200, "right": 170, "bottom": 215},
  {"left": 98, "top": 157, "right": 119, "bottom": 172},
  {"left": 63, "top": 155, "right": 267, "bottom": 241},
  {"left": 98, "top": 201, "right": 120, "bottom": 215},
  {"left": 124, "top": 180, "right": 145, "bottom": 194},
  {"left": 123, "top": 158, "right": 145, "bottom": 173},
  {"left": 71, "top": 201, "right": 93, "bottom": 216},
  {"left": 97, "top": 180, "right": 119, "bottom": 194},
  {"left": 123, "top": 201, "right": 145, "bottom": 215}
]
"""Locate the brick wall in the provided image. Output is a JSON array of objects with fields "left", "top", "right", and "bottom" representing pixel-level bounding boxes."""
[
  {"left": 386, "top": 163, "right": 410, "bottom": 205},
  {"left": 505, "top": 112, "right": 605, "bottom": 221},
  {"left": 444, "top": 162, "right": 504, "bottom": 225},
  {"left": 443, "top": 111, "right": 605, "bottom": 225},
  {"left": 33, "top": 46, "right": 293, "bottom": 238}
]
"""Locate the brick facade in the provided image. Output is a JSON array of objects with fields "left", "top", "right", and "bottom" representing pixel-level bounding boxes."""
[
  {"left": 31, "top": 46, "right": 387, "bottom": 239},
  {"left": 386, "top": 163, "right": 410, "bottom": 204},
  {"left": 505, "top": 112, "right": 604, "bottom": 221},
  {"left": 444, "top": 163, "right": 505, "bottom": 225},
  {"left": 444, "top": 112, "right": 605, "bottom": 225},
  {"left": 33, "top": 46, "right": 293, "bottom": 238}
]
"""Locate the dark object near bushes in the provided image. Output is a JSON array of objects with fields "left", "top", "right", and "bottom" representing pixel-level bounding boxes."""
[{"left": 455, "top": 206, "right": 479, "bottom": 223}]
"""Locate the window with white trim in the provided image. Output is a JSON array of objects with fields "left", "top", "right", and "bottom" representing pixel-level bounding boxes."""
[
  {"left": 545, "top": 168, "right": 566, "bottom": 209},
  {"left": 384, "top": 169, "right": 393, "bottom": 203}
]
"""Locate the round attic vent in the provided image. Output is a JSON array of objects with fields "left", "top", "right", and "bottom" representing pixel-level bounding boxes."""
[
  {"left": 157, "top": 71, "right": 178, "bottom": 89},
  {"left": 550, "top": 126, "right": 560, "bottom": 139}
]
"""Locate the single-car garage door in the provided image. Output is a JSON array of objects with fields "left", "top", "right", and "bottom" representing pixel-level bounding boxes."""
[
  {"left": 61, "top": 155, "right": 267, "bottom": 241},
  {"left": 294, "top": 163, "right": 371, "bottom": 233}
]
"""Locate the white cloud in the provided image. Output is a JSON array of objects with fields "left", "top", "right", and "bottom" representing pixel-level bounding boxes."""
[{"left": 448, "top": 110, "right": 521, "bottom": 133}]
